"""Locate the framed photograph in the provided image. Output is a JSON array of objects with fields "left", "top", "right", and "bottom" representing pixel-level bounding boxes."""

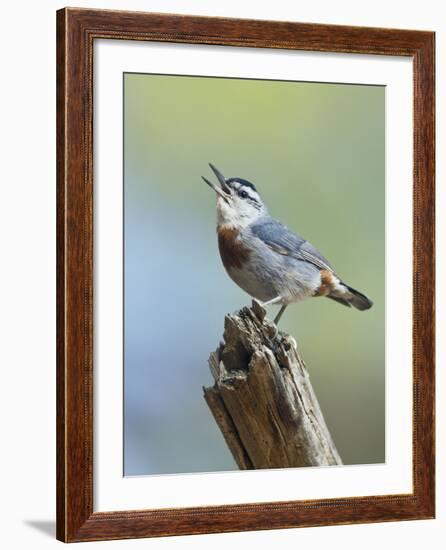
[{"left": 56, "top": 7, "right": 435, "bottom": 542}]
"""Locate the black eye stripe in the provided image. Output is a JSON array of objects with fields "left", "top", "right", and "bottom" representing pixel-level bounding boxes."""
[
  {"left": 248, "top": 198, "right": 261, "bottom": 210},
  {"left": 243, "top": 194, "right": 261, "bottom": 209},
  {"left": 225, "top": 177, "right": 261, "bottom": 207},
  {"left": 238, "top": 189, "right": 258, "bottom": 203}
]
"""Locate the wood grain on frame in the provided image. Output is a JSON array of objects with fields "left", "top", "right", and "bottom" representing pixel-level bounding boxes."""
[{"left": 56, "top": 7, "right": 435, "bottom": 542}]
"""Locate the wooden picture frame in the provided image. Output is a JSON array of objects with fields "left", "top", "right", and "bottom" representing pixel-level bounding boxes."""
[{"left": 56, "top": 7, "right": 435, "bottom": 542}]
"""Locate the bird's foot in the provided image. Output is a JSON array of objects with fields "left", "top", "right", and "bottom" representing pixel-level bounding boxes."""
[
  {"left": 259, "top": 296, "right": 283, "bottom": 307},
  {"left": 269, "top": 324, "right": 279, "bottom": 340},
  {"left": 273, "top": 305, "right": 287, "bottom": 325}
]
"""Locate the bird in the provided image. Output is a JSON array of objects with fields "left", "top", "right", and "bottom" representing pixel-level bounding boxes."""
[{"left": 202, "top": 163, "right": 373, "bottom": 325}]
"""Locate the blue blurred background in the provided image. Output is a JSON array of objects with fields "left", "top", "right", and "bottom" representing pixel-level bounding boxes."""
[{"left": 124, "top": 73, "right": 385, "bottom": 475}]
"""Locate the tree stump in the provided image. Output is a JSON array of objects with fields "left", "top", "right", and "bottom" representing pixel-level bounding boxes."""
[{"left": 203, "top": 300, "right": 342, "bottom": 469}]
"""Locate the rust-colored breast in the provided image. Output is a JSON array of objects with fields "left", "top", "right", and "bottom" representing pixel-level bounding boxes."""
[{"left": 217, "top": 227, "right": 250, "bottom": 270}]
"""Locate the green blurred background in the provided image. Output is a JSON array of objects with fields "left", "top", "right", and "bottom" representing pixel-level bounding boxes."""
[{"left": 124, "top": 73, "right": 385, "bottom": 475}]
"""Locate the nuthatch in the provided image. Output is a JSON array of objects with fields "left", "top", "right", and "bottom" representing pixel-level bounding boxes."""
[{"left": 202, "top": 163, "right": 373, "bottom": 325}]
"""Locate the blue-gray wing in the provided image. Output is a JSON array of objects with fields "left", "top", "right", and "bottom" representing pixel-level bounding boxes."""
[{"left": 250, "top": 218, "right": 335, "bottom": 273}]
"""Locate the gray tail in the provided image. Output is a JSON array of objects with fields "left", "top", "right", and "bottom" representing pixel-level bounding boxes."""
[{"left": 343, "top": 284, "right": 373, "bottom": 311}]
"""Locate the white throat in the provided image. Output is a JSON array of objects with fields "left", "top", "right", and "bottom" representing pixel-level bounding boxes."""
[{"left": 216, "top": 197, "right": 258, "bottom": 230}]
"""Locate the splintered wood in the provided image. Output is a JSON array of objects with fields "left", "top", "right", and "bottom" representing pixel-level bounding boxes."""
[{"left": 203, "top": 300, "right": 342, "bottom": 469}]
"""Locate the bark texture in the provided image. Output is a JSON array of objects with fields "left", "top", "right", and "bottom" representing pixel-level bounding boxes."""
[{"left": 203, "top": 300, "right": 342, "bottom": 469}]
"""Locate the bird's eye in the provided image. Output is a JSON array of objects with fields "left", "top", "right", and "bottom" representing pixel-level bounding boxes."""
[{"left": 239, "top": 190, "right": 249, "bottom": 199}]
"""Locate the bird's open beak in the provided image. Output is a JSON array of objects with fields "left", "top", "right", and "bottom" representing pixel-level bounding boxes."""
[{"left": 202, "top": 163, "right": 231, "bottom": 202}]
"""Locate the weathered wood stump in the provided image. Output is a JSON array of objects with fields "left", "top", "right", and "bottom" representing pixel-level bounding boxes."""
[{"left": 203, "top": 300, "right": 342, "bottom": 469}]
